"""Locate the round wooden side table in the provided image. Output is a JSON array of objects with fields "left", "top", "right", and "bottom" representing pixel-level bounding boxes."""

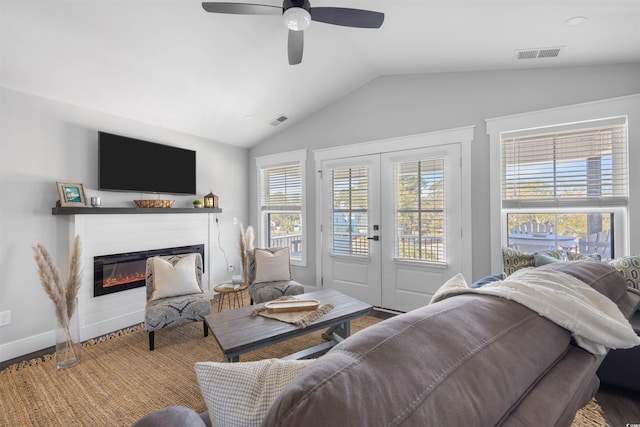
[{"left": 214, "top": 283, "right": 248, "bottom": 312}]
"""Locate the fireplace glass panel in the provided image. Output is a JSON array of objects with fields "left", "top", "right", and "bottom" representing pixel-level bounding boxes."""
[{"left": 94, "top": 244, "right": 204, "bottom": 297}]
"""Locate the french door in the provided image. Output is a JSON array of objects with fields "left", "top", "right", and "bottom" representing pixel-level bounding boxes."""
[
  {"left": 320, "top": 155, "right": 382, "bottom": 305},
  {"left": 320, "top": 145, "right": 462, "bottom": 312}
]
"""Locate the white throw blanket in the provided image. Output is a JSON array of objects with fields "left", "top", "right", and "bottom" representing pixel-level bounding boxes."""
[{"left": 430, "top": 268, "right": 640, "bottom": 355}]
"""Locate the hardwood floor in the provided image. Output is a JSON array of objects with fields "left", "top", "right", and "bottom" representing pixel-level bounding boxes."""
[{"left": 597, "top": 384, "right": 640, "bottom": 426}]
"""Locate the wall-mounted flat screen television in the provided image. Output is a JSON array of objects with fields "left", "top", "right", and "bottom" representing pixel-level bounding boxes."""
[{"left": 98, "top": 131, "right": 196, "bottom": 195}]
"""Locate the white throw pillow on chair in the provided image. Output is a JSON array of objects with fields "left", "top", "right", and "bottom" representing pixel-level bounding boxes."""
[
  {"left": 150, "top": 254, "right": 202, "bottom": 301},
  {"left": 253, "top": 247, "right": 292, "bottom": 284}
]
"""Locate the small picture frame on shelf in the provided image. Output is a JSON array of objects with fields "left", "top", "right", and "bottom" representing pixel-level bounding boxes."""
[{"left": 56, "top": 182, "right": 87, "bottom": 207}]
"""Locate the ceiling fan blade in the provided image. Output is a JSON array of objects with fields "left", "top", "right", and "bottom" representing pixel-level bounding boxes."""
[
  {"left": 310, "top": 7, "right": 384, "bottom": 28},
  {"left": 202, "top": 2, "right": 281, "bottom": 15},
  {"left": 288, "top": 29, "right": 304, "bottom": 65}
]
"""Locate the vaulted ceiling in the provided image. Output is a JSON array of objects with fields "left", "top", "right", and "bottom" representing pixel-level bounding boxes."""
[{"left": 2, "top": 0, "right": 639, "bottom": 147}]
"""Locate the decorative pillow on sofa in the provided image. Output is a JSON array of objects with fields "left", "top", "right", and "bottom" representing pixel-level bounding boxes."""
[
  {"left": 566, "top": 252, "right": 602, "bottom": 262},
  {"left": 502, "top": 248, "right": 564, "bottom": 276},
  {"left": 608, "top": 255, "right": 640, "bottom": 290},
  {"left": 150, "top": 254, "right": 202, "bottom": 301},
  {"left": 470, "top": 273, "right": 504, "bottom": 288},
  {"left": 253, "top": 247, "right": 292, "bottom": 284},
  {"left": 533, "top": 251, "right": 562, "bottom": 267},
  {"left": 195, "top": 358, "right": 313, "bottom": 427},
  {"left": 503, "top": 247, "right": 534, "bottom": 276}
]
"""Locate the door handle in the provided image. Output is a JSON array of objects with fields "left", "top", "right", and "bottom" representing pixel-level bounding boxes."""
[{"left": 367, "top": 236, "right": 379, "bottom": 241}]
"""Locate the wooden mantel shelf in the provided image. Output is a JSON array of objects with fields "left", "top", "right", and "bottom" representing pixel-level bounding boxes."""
[{"left": 52, "top": 207, "right": 222, "bottom": 215}]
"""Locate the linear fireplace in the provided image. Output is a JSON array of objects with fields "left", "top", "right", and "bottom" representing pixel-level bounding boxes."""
[{"left": 93, "top": 244, "right": 205, "bottom": 297}]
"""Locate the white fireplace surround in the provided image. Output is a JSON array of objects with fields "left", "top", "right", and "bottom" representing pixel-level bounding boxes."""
[{"left": 59, "top": 213, "right": 216, "bottom": 341}]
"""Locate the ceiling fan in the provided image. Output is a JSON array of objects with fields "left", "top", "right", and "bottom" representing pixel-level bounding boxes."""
[{"left": 202, "top": 0, "right": 384, "bottom": 65}]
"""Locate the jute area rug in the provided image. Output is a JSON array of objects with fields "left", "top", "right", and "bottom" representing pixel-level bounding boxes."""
[{"left": 1, "top": 300, "right": 607, "bottom": 427}]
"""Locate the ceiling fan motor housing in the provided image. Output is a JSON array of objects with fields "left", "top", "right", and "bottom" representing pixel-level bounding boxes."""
[{"left": 283, "top": 0, "right": 311, "bottom": 12}]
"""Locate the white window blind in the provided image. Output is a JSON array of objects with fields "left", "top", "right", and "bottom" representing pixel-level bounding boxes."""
[
  {"left": 394, "top": 158, "right": 445, "bottom": 263},
  {"left": 260, "top": 164, "right": 301, "bottom": 211},
  {"left": 501, "top": 123, "right": 628, "bottom": 209},
  {"left": 331, "top": 166, "right": 369, "bottom": 256}
]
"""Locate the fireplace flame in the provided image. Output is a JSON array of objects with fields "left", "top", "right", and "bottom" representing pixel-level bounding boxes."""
[{"left": 103, "top": 272, "right": 146, "bottom": 288}]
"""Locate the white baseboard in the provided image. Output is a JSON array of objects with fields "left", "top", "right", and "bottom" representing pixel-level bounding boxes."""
[
  {"left": 0, "top": 330, "right": 55, "bottom": 363},
  {"left": 81, "top": 310, "right": 145, "bottom": 341},
  {"left": 0, "top": 310, "right": 146, "bottom": 364}
]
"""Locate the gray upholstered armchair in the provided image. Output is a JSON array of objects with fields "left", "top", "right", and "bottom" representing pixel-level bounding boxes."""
[
  {"left": 246, "top": 247, "right": 304, "bottom": 304},
  {"left": 144, "top": 253, "right": 211, "bottom": 351}
]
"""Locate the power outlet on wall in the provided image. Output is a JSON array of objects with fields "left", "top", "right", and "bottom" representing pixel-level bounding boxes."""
[
  {"left": 227, "top": 264, "right": 236, "bottom": 273},
  {"left": 0, "top": 310, "right": 11, "bottom": 326}
]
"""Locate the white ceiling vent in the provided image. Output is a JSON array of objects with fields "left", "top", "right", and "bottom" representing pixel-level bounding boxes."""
[
  {"left": 514, "top": 46, "right": 564, "bottom": 60},
  {"left": 270, "top": 115, "right": 289, "bottom": 127}
]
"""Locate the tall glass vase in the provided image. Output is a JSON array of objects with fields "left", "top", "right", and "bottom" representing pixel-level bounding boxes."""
[{"left": 56, "top": 300, "right": 81, "bottom": 369}]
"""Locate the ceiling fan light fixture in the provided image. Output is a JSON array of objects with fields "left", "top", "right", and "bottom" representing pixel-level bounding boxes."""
[{"left": 284, "top": 7, "right": 311, "bottom": 31}]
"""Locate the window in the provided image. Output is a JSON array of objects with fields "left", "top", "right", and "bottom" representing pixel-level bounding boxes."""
[
  {"left": 500, "top": 118, "right": 628, "bottom": 260},
  {"left": 394, "top": 158, "right": 446, "bottom": 263},
  {"left": 257, "top": 150, "right": 306, "bottom": 264},
  {"left": 330, "top": 166, "right": 369, "bottom": 256}
]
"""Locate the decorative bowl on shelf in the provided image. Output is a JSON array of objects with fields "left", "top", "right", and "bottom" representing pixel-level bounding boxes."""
[{"left": 133, "top": 199, "right": 175, "bottom": 208}]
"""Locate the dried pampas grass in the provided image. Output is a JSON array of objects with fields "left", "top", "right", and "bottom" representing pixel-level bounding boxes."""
[
  {"left": 32, "top": 236, "right": 83, "bottom": 361},
  {"left": 239, "top": 225, "right": 246, "bottom": 284},
  {"left": 238, "top": 224, "right": 255, "bottom": 285},
  {"left": 65, "top": 236, "right": 82, "bottom": 320},
  {"left": 244, "top": 225, "right": 254, "bottom": 253}
]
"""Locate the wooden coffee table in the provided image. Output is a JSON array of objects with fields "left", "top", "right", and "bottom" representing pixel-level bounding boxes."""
[{"left": 204, "top": 289, "right": 372, "bottom": 362}]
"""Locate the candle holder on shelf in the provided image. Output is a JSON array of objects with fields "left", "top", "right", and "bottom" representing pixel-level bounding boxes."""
[{"left": 204, "top": 192, "right": 219, "bottom": 208}]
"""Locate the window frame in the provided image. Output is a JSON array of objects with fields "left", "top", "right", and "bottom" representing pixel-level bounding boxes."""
[
  {"left": 393, "top": 157, "right": 447, "bottom": 264},
  {"left": 499, "top": 119, "right": 628, "bottom": 261},
  {"left": 487, "top": 95, "right": 638, "bottom": 272},
  {"left": 256, "top": 150, "right": 307, "bottom": 267}
]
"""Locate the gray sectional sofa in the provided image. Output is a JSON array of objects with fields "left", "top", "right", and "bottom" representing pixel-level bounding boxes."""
[{"left": 134, "top": 261, "right": 639, "bottom": 427}]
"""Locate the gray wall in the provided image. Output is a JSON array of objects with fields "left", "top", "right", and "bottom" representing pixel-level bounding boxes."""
[
  {"left": 3, "top": 63, "right": 639, "bottom": 360},
  {"left": 0, "top": 88, "right": 249, "bottom": 361},
  {"left": 249, "top": 63, "right": 640, "bottom": 287}
]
